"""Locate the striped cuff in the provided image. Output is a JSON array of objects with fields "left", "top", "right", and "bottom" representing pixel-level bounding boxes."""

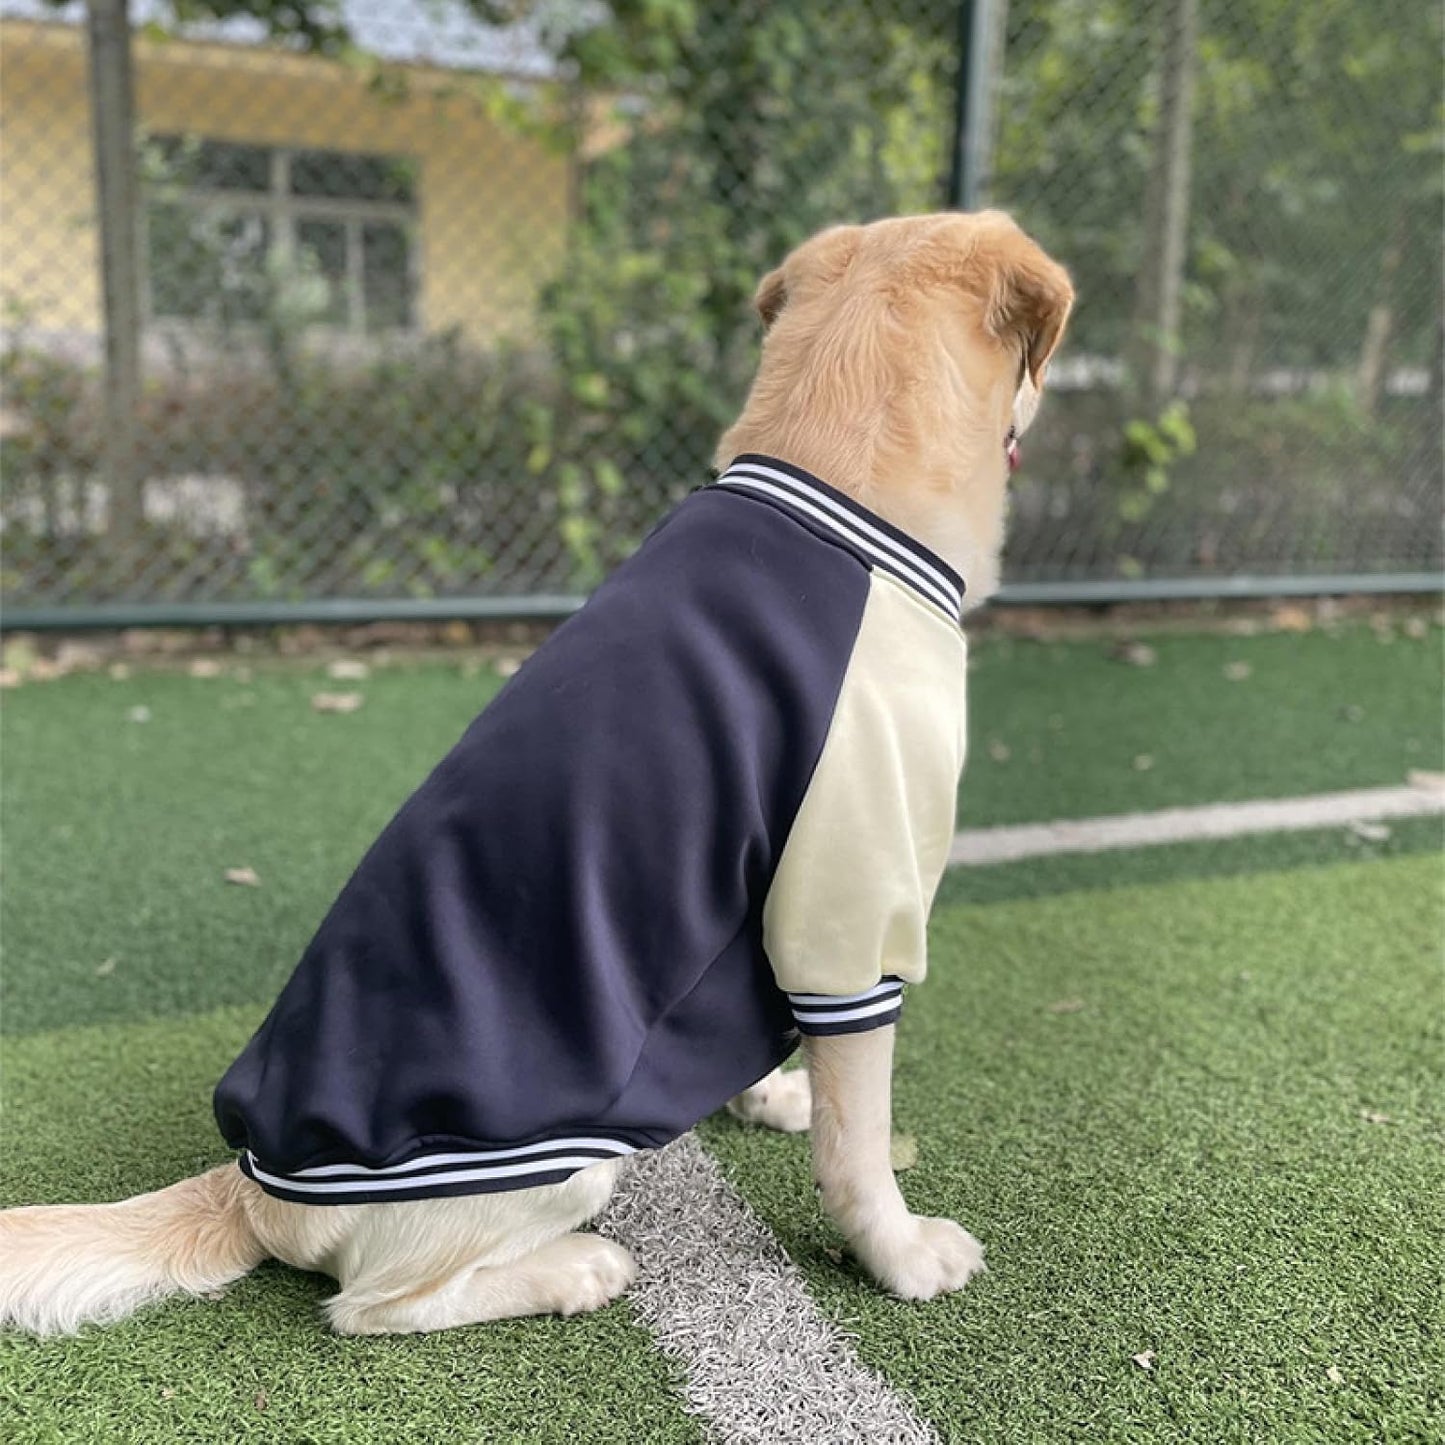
[{"left": 785, "top": 977, "right": 905, "bottom": 1036}]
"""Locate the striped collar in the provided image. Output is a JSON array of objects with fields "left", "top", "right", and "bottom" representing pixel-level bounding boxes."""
[{"left": 712, "top": 454, "right": 966, "bottom": 624}]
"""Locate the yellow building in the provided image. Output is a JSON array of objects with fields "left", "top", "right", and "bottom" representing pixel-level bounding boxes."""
[{"left": 0, "top": 2, "right": 574, "bottom": 357}]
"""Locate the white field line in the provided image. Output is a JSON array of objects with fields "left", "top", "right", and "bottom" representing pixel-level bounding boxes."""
[
  {"left": 597, "top": 783, "right": 1441, "bottom": 1442},
  {"left": 948, "top": 783, "right": 1445, "bottom": 868},
  {"left": 599, "top": 1135, "right": 937, "bottom": 1445}
]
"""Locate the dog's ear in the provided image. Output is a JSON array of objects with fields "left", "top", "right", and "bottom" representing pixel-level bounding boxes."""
[
  {"left": 753, "top": 267, "right": 788, "bottom": 330},
  {"left": 754, "top": 224, "right": 863, "bottom": 331},
  {"left": 973, "top": 217, "right": 1074, "bottom": 387}
]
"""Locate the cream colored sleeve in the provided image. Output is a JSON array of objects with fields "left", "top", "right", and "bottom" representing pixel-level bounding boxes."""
[{"left": 763, "top": 573, "right": 967, "bottom": 1031}]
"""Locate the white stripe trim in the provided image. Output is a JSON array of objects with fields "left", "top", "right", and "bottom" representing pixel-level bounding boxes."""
[
  {"left": 723, "top": 460, "right": 962, "bottom": 612},
  {"left": 716, "top": 465, "right": 962, "bottom": 619},
  {"left": 246, "top": 1149, "right": 635, "bottom": 1196},
  {"left": 948, "top": 783, "right": 1445, "bottom": 868},
  {"left": 718, "top": 466, "right": 958, "bottom": 616},
  {"left": 718, "top": 471, "right": 955, "bottom": 616},
  {"left": 275, "top": 1136, "right": 636, "bottom": 1180},
  {"left": 786, "top": 981, "right": 904, "bottom": 1008},
  {"left": 790, "top": 995, "right": 905, "bottom": 1026}
]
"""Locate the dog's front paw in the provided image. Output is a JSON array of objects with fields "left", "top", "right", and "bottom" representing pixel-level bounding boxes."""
[{"left": 860, "top": 1215, "right": 985, "bottom": 1301}]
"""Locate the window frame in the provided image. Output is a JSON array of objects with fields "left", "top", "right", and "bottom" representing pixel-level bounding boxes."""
[{"left": 142, "top": 139, "right": 422, "bottom": 338}]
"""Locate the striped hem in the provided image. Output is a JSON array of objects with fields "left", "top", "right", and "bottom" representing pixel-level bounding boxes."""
[
  {"left": 238, "top": 1135, "right": 640, "bottom": 1204},
  {"left": 785, "top": 977, "right": 906, "bottom": 1036},
  {"left": 713, "top": 455, "right": 965, "bottom": 624}
]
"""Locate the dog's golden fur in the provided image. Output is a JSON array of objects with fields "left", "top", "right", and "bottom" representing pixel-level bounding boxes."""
[
  {"left": 719, "top": 210, "right": 1072, "bottom": 602},
  {"left": 0, "top": 211, "right": 1072, "bottom": 1336}
]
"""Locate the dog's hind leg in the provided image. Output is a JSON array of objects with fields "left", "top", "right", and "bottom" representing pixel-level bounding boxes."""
[
  {"left": 327, "top": 1231, "right": 637, "bottom": 1335},
  {"left": 726, "top": 1065, "right": 812, "bottom": 1133},
  {"left": 285, "top": 1157, "right": 635, "bottom": 1336}
]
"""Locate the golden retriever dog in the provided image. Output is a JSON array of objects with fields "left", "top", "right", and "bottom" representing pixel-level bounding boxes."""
[{"left": 0, "top": 210, "right": 1072, "bottom": 1337}]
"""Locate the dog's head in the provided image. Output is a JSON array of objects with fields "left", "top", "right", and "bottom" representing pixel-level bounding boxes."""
[{"left": 718, "top": 212, "right": 1074, "bottom": 602}]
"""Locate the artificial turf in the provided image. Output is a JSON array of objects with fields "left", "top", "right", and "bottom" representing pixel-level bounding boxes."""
[
  {"left": 704, "top": 856, "right": 1444, "bottom": 1443},
  {"left": 1, "top": 621, "right": 1440, "bottom": 1442},
  {"left": 2, "top": 623, "right": 1438, "bottom": 1036},
  {"left": 961, "top": 623, "right": 1442, "bottom": 825}
]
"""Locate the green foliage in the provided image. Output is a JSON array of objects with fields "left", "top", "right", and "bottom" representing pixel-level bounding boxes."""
[
  {"left": 16, "top": 0, "right": 1439, "bottom": 604},
  {"left": 0, "top": 330, "right": 568, "bottom": 603},
  {"left": 998, "top": 0, "right": 1441, "bottom": 370},
  {"left": 487, "top": 1, "right": 957, "bottom": 557},
  {"left": 1118, "top": 400, "right": 1197, "bottom": 521}
]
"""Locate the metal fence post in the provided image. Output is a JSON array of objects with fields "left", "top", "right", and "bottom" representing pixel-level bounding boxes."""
[
  {"left": 85, "top": 0, "right": 144, "bottom": 547},
  {"left": 947, "top": 0, "right": 1006, "bottom": 211},
  {"left": 1129, "top": 0, "right": 1199, "bottom": 406}
]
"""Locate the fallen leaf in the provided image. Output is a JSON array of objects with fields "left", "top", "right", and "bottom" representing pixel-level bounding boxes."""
[
  {"left": 127, "top": 705, "right": 152, "bottom": 724},
  {"left": 188, "top": 658, "right": 223, "bottom": 679},
  {"left": 1358, "top": 1109, "right": 1393, "bottom": 1125},
  {"left": 2, "top": 637, "right": 37, "bottom": 675},
  {"left": 1111, "top": 641, "right": 1157, "bottom": 667},
  {"left": 254, "top": 1389, "right": 269, "bottom": 1412},
  {"left": 311, "top": 691, "right": 364, "bottom": 714},
  {"left": 95, "top": 957, "right": 117, "bottom": 977},
  {"left": 0, "top": 668, "right": 19, "bottom": 689},
  {"left": 326, "top": 659, "right": 370, "bottom": 681},
  {"left": 1407, "top": 770, "right": 1445, "bottom": 792},
  {"left": 988, "top": 740, "right": 1011, "bottom": 763},
  {"left": 823, "top": 1246, "right": 844, "bottom": 1265},
  {"left": 224, "top": 867, "right": 262, "bottom": 888},
  {"left": 1326, "top": 1366, "right": 1344, "bottom": 1386},
  {"left": 1132, "top": 1350, "right": 1156, "bottom": 1372},
  {"left": 55, "top": 642, "right": 102, "bottom": 672},
  {"left": 1047, "top": 998, "right": 1085, "bottom": 1014},
  {"left": 160, "top": 1388, "right": 177, "bottom": 1401},
  {"left": 1222, "top": 661, "right": 1252, "bottom": 681},
  {"left": 1347, "top": 820, "right": 1390, "bottom": 843},
  {"left": 1271, "top": 604, "right": 1313, "bottom": 633},
  {"left": 1133, "top": 754, "right": 1155, "bottom": 771},
  {"left": 889, "top": 1133, "right": 919, "bottom": 1172}
]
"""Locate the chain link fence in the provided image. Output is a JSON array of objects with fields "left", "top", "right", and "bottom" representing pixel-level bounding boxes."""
[{"left": 1, "top": 0, "right": 1440, "bottom": 625}]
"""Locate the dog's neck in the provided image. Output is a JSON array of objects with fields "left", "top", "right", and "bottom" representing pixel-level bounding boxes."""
[
  {"left": 853, "top": 468, "right": 1006, "bottom": 608},
  {"left": 716, "top": 338, "right": 1012, "bottom": 608}
]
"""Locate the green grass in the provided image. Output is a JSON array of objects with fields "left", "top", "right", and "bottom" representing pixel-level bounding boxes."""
[
  {"left": 962, "top": 624, "right": 1442, "bottom": 824},
  {"left": 1, "top": 623, "right": 1441, "bottom": 1442},
  {"left": 2, "top": 623, "right": 1438, "bottom": 1035},
  {"left": 936, "top": 811, "right": 1444, "bottom": 908},
  {"left": 706, "top": 856, "right": 1445, "bottom": 1442},
  {"left": 0, "top": 1011, "right": 700, "bottom": 1445}
]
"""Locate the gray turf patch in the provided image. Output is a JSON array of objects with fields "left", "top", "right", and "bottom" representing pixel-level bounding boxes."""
[{"left": 598, "top": 1135, "right": 937, "bottom": 1445}]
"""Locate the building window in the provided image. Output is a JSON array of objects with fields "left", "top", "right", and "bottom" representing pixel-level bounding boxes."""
[{"left": 143, "top": 137, "right": 419, "bottom": 334}]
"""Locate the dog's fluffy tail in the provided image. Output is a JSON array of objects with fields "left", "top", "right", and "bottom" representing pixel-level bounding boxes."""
[{"left": 0, "top": 1165, "right": 268, "bottom": 1335}]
